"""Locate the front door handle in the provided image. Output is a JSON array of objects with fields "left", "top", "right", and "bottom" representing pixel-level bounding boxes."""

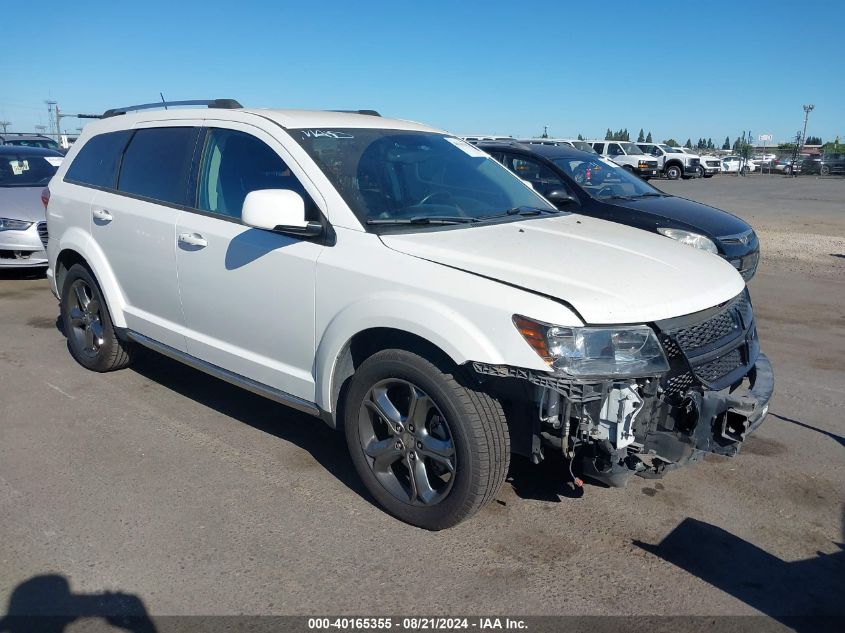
[
  {"left": 92, "top": 209, "right": 113, "bottom": 223},
  {"left": 178, "top": 232, "right": 208, "bottom": 248}
]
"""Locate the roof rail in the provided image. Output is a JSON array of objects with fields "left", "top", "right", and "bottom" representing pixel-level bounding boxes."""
[
  {"left": 329, "top": 109, "right": 381, "bottom": 117},
  {"left": 102, "top": 98, "right": 242, "bottom": 118}
]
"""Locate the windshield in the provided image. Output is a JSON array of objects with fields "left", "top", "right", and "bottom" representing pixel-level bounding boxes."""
[
  {"left": 293, "top": 129, "right": 555, "bottom": 226},
  {"left": 618, "top": 142, "right": 645, "bottom": 155},
  {"left": 0, "top": 153, "right": 57, "bottom": 187},
  {"left": 661, "top": 145, "right": 683, "bottom": 153},
  {"left": 6, "top": 139, "right": 60, "bottom": 151},
  {"left": 568, "top": 140, "right": 595, "bottom": 153},
  {"left": 552, "top": 156, "right": 662, "bottom": 201}
]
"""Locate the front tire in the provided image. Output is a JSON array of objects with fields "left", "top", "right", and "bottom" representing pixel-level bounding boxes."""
[
  {"left": 821, "top": 165, "right": 831, "bottom": 176},
  {"left": 665, "top": 164, "right": 681, "bottom": 180},
  {"left": 60, "top": 263, "right": 134, "bottom": 372},
  {"left": 343, "top": 349, "right": 509, "bottom": 530}
]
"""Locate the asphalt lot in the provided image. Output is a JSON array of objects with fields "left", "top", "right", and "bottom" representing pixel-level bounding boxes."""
[{"left": 1, "top": 175, "right": 843, "bottom": 621}]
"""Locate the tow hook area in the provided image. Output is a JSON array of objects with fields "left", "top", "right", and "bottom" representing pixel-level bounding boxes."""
[{"left": 718, "top": 393, "right": 762, "bottom": 443}]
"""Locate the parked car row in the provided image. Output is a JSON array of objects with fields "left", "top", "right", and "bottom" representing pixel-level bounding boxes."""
[{"left": 8, "top": 99, "right": 774, "bottom": 530}]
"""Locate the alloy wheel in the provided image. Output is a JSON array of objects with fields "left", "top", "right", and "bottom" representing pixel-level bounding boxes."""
[
  {"left": 67, "top": 279, "right": 105, "bottom": 358},
  {"left": 357, "top": 378, "right": 456, "bottom": 506}
]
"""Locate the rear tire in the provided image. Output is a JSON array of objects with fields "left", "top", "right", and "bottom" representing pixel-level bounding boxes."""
[
  {"left": 821, "top": 165, "right": 831, "bottom": 176},
  {"left": 740, "top": 166, "right": 749, "bottom": 176},
  {"left": 343, "top": 349, "right": 509, "bottom": 530},
  {"left": 60, "top": 263, "right": 134, "bottom": 372}
]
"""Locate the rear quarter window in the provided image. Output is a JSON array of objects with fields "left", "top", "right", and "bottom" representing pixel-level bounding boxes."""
[
  {"left": 64, "top": 130, "right": 133, "bottom": 189},
  {"left": 117, "top": 127, "right": 200, "bottom": 206}
]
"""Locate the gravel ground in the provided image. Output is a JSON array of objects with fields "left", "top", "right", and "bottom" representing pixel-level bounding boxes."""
[{"left": 0, "top": 176, "right": 843, "bottom": 625}]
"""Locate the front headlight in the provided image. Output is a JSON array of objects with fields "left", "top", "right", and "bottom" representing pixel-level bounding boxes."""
[
  {"left": 657, "top": 227, "right": 718, "bottom": 253},
  {"left": 0, "top": 218, "right": 33, "bottom": 231},
  {"left": 513, "top": 315, "right": 669, "bottom": 378}
]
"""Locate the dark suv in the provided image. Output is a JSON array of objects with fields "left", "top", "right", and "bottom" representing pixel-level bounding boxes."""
[
  {"left": 473, "top": 140, "right": 760, "bottom": 280},
  {"left": 803, "top": 152, "right": 845, "bottom": 176}
]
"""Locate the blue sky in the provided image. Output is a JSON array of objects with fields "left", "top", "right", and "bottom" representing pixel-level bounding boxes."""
[{"left": 2, "top": 0, "right": 843, "bottom": 144}]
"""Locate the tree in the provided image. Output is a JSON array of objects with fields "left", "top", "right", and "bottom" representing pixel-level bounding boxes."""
[
  {"left": 805, "top": 135, "right": 822, "bottom": 145},
  {"left": 732, "top": 138, "right": 741, "bottom": 151},
  {"left": 646, "top": 131, "right": 653, "bottom": 142},
  {"left": 684, "top": 138, "right": 692, "bottom": 148},
  {"left": 663, "top": 139, "right": 679, "bottom": 147},
  {"left": 605, "top": 128, "right": 613, "bottom": 140},
  {"left": 722, "top": 136, "right": 731, "bottom": 150},
  {"left": 637, "top": 128, "right": 645, "bottom": 142},
  {"left": 707, "top": 138, "right": 714, "bottom": 150},
  {"left": 577, "top": 133, "right": 584, "bottom": 141}
]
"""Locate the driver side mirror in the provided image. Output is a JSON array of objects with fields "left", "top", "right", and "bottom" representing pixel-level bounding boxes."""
[
  {"left": 546, "top": 189, "right": 579, "bottom": 208},
  {"left": 242, "top": 189, "right": 322, "bottom": 238}
]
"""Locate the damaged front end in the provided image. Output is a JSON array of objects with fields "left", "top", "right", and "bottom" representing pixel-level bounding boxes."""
[{"left": 473, "top": 288, "right": 774, "bottom": 487}]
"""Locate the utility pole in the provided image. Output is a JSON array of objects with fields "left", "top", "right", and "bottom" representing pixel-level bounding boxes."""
[
  {"left": 0, "top": 121, "right": 10, "bottom": 134},
  {"left": 800, "top": 104, "right": 814, "bottom": 152}
]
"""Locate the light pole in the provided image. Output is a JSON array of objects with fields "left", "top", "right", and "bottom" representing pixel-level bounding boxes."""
[{"left": 801, "top": 104, "right": 814, "bottom": 151}]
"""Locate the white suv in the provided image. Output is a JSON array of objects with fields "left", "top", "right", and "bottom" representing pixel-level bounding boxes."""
[{"left": 45, "top": 100, "right": 773, "bottom": 529}]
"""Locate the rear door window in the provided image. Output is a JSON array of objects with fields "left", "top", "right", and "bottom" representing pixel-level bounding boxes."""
[
  {"left": 592, "top": 143, "right": 605, "bottom": 153},
  {"left": 608, "top": 143, "right": 623, "bottom": 156},
  {"left": 64, "top": 130, "right": 133, "bottom": 189},
  {"left": 118, "top": 127, "right": 200, "bottom": 205}
]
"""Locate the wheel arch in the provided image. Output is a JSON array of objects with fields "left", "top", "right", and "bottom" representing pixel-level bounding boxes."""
[{"left": 315, "top": 295, "right": 510, "bottom": 424}]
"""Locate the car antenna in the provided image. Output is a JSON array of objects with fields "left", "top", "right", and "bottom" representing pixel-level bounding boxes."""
[{"left": 160, "top": 93, "right": 168, "bottom": 110}]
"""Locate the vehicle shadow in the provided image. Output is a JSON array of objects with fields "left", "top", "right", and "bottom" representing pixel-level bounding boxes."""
[
  {"left": 129, "top": 348, "right": 587, "bottom": 511},
  {"left": 506, "top": 453, "right": 585, "bottom": 502},
  {"left": 128, "top": 348, "right": 372, "bottom": 503},
  {"left": 0, "top": 574, "right": 156, "bottom": 632},
  {"left": 634, "top": 517, "right": 845, "bottom": 632},
  {"left": 771, "top": 412, "right": 845, "bottom": 448}
]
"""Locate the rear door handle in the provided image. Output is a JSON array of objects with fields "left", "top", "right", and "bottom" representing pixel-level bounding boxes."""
[
  {"left": 92, "top": 209, "right": 113, "bottom": 222},
  {"left": 178, "top": 232, "right": 208, "bottom": 248}
]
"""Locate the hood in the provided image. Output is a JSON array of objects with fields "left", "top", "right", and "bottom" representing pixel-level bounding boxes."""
[
  {"left": 608, "top": 195, "right": 752, "bottom": 238},
  {"left": 0, "top": 187, "right": 47, "bottom": 223},
  {"left": 380, "top": 214, "right": 745, "bottom": 325}
]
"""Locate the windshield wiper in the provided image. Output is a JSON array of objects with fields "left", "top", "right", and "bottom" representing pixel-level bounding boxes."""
[
  {"left": 366, "top": 215, "right": 478, "bottom": 226},
  {"left": 475, "top": 206, "right": 561, "bottom": 222}
]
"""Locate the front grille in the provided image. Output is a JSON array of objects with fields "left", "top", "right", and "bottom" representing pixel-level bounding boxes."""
[
  {"left": 706, "top": 160, "right": 721, "bottom": 167},
  {"left": 645, "top": 160, "right": 658, "bottom": 168},
  {"left": 670, "top": 306, "right": 741, "bottom": 353},
  {"left": 37, "top": 221, "right": 48, "bottom": 248},
  {"left": 656, "top": 290, "right": 756, "bottom": 391},
  {"left": 696, "top": 349, "right": 743, "bottom": 383},
  {"left": 664, "top": 372, "right": 694, "bottom": 396}
]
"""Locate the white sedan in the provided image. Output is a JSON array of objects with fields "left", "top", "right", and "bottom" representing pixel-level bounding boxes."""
[{"left": 721, "top": 156, "right": 757, "bottom": 174}]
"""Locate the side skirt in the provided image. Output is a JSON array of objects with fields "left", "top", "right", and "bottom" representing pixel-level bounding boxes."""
[{"left": 126, "top": 331, "right": 322, "bottom": 418}]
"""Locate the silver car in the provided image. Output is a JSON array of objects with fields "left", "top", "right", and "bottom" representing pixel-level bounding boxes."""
[{"left": 0, "top": 145, "right": 62, "bottom": 268}]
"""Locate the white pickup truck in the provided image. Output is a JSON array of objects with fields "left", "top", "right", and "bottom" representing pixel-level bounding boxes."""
[{"left": 637, "top": 143, "right": 701, "bottom": 180}]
